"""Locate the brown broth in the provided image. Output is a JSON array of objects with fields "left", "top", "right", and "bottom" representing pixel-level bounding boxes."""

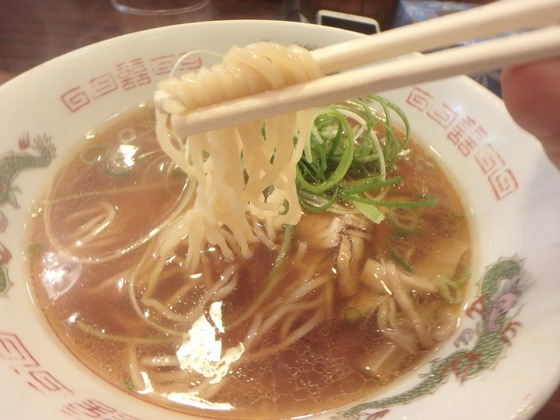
[{"left": 26, "top": 105, "right": 471, "bottom": 419}]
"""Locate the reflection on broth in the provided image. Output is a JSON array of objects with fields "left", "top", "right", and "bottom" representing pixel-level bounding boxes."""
[{"left": 26, "top": 99, "right": 471, "bottom": 418}]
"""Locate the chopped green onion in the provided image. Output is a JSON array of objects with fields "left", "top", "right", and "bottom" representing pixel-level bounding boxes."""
[
  {"left": 436, "top": 275, "right": 463, "bottom": 304},
  {"left": 295, "top": 95, "right": 430, "bottom": 221},
  {"left": 299, "top": 187, "right": 340, "bottom": 213},
  {"left": 26, "top": 242, "right": 43, "bottom": 258},
  {"left": 342, "top": 194, "right": 438, "bottom": 208},
  {"left": 344, "top": 307, "right": 362, "bottom": 324},
  {"left": 387, "top": 207, "right": 419, "bottom": 232},
  {"left": 124, "top": 377, "right": 136, "bottom": 391},
  {"left": 349, "top": 200, "right": 385, "bottom": 224},
  {"left": 388, "top": 231, "right": 415, "bottom": 272},
  {"left": 230, "top": 224, "right": 294, "bottom": 327},
  {"left": 339, "top": 176, "right": 400, "bottom": 195},
  {"left": 452, "top": 259, "right": 471, "bottom": 287},
  {"left": 80, "top": 145, "right": 108, "bottom": 164},
  {"left": 435, "top": 260, "right": 471, "bottom": 303}
]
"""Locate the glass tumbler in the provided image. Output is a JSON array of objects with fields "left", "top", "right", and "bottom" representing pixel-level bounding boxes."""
[{"left": 111, "top": 0, "right": 212, "bottom": 32}]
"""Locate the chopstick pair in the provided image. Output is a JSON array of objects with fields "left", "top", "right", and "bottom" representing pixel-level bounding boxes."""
[{"left": 157, "top": 0, "right": 560, "bottom": 137}]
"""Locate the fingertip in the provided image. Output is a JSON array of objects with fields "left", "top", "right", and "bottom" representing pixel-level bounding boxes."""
[{"left": 501, "top": 58, "right": 560, "bottom": 141}]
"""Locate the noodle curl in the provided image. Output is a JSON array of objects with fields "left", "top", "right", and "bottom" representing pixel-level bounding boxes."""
[{"left": 155, "top": 42, "right": 323, "bottom": 270}]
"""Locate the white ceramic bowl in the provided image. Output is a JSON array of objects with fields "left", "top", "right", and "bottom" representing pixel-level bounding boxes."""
[{"left": 1, "top": 20, "right": 560, "bottom": 420}]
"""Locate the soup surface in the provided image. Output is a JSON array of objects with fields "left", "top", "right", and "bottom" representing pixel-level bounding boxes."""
[{"left": 26, "top": 104, "right": 471, "bottom": 419}]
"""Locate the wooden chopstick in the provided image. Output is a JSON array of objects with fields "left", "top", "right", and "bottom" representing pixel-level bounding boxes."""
[
  {"left": 170, "top": 25, "right": 559, "bottom": 137},
  {"left": 159, "top": 0, "right": 560, "bottom": 137},
  {"left": 313, "top": 0, "right": 560, "bottom": 74}
]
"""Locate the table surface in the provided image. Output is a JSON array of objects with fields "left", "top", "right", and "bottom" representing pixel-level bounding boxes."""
[{"left": 1, "top": 0, "right": 559, "bottom": 418}]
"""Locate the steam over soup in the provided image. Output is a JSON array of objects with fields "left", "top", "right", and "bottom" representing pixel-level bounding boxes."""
[{"left": 26, "top": 98, "right": 471, "bottom": 418}]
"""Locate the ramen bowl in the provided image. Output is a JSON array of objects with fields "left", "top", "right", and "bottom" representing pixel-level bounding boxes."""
[{"left": 1, "top": 20, "right": 560, "bottom": 420}]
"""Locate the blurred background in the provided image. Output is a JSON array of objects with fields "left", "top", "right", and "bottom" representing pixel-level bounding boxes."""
[{"left": 1, "top": 0, "right": 492, "bottom": 78}]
